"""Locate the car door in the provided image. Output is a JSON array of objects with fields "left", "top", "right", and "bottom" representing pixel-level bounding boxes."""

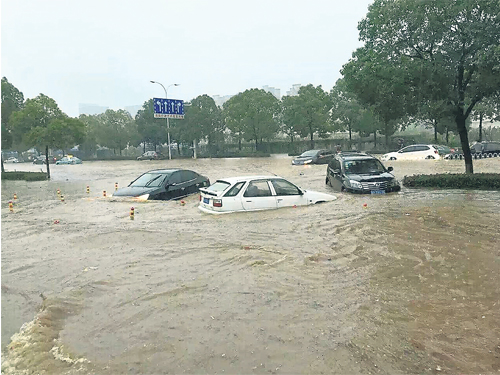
[
  {"left": 241, "top": 179, "right": 277, "bottom": 211},
  {"left": 164, "top": 171, "right": 184, "bottom": 199},
  {"left": 397, "top": 146, "right": 416, "bottom": 160},
  {"left": 179, "top": 170, "right": 199, "bottom": 196},
  {"left": 270, "top": 179, "right": 308, "bottom": 208},
  {"left": 327, "top": 159, "right": 344, "bottom": 191}
]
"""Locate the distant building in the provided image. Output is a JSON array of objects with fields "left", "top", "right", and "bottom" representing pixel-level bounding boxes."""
[
  {"left": 286, "top": 84, "right": 303, "bottom": 97},
  {"left": 212, "top": 94, "right": 234, "bottom": 108},
  {"left": 262, "top": 85, "right": 281, "bottom": 100},
  {"left": 124, "top": 105, "right": 142, "bottom": 118},
  {"left": 78, "top": 103, "right": 108, "bottom": 116}
]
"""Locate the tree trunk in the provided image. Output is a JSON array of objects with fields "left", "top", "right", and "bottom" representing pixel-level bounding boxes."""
[
  {"left": 446, "top": 127, "right": 449, "bottom": 144},
  {"left": 45, "top": 145, "right": 51, "bottom": 180},
  {"left": 479, "top": 112, "right": 483, "bottom": 142},
  {"left": 1, "top": 158, "right": 4, "bottom": 173},
  {"left": 456, "top": 114, "right": 473, "bottom": 174},
  {"left": 309, "top": 125, "right": 314, "bottom": 149},
  {"left": 238, "top": 136, "right": 242, "bottom": 151},
  {"left": 373, "top": 131, "right": 377, "bottom": 149},
  {"left": 434, "top": 120, "right": 438, "bottom": 142}
]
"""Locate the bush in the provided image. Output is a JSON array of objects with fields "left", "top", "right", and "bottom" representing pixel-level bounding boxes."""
[
  {"left": 2, "top": 172, "right": 47, "bottom": 181},
  {"left": 403, "top": 173, "right": 500, "bottom": 189}
]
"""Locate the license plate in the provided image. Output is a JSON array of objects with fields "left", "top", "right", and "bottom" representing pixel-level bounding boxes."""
[
  {"left": 203, "top": 197, "right": 210, "bottom": 204},
  {"left": 371, "top": 190, "right": 386, "bottom": 195}
]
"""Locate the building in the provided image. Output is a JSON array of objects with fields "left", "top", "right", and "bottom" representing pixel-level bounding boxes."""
[
  {"left": 286, "top": 84, "right": 303, "bottom": 97},
  {"left": 78, "top": 103, "right": 109, "bottom": 116},
  {"left": 262, "top": 85, "right": 281, "bottom": 100},
  {"left": 212, "top": 94, "right": 234, "bottom": 108}
]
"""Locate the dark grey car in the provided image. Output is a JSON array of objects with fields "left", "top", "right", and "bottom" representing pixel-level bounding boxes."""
[
  {"left": 326, "top": 152, "right": 400, "bottom": 194},
  {"left": 113, "top": 169, "right": 210, "bottom": 200},
  {"left": 292, "top": 149, "right": 335, "bottom": 165}
]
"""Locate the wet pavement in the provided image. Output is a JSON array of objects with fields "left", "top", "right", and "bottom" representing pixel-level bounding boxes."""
[{"left": 2, "top": 156, "right": 500, "bottom": 374}]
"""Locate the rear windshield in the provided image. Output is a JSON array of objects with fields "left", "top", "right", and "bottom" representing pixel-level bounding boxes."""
[{"left": 206, "top": 180, "right": 231, "bottom": 193}]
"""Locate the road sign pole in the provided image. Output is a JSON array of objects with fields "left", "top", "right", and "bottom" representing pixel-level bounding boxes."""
[{"left": 167, "top": 117, "right": 171, "bottom": 160}]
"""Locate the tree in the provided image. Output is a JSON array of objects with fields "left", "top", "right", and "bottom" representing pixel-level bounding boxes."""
[
  {"left": 223, "top": 89, "right": 280, "bottom": 151},
  {"left": 330, "top": 79, "right": 365, "bottom": 145},
  {"left": 1, "top": 77, "right": 24, "bottom": 172},
  {"left": 293, "top": 85, "right": 332, "bottom": 149},
  {"left": 354, "top": 0, "right": 500, "bottom": 173},
  {"left": 97, "top": 109, "right": 139, "bottom": 155},
  {"left": 135, "top": 99, "right": 168, "bottom": 152},
  {"left": 471, "top": 95, "right": 500, "bottom": 142},
  {"left": 9, "top": 94, "right": 83, "bottom": 178},
  {"left": 280, "top": 95, "right": 302, "bottom": 144},
  {"left": 181, "top": 95, "right": 225, "bottom": 156}
]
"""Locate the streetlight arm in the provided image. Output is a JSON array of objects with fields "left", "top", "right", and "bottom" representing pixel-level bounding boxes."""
[{"left": 150, "top": 81, "right": 179, "bottom": 99}]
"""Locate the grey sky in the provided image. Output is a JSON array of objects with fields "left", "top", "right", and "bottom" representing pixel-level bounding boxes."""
[{"left": 2, "top": 0, "right": 373, "bottom": 117}]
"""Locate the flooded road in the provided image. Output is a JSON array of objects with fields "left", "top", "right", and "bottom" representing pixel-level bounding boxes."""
[{"left": 2, "top": 156, "right": 500, "bottom": 374}]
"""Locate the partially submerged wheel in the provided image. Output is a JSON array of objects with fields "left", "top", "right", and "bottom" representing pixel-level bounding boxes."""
[
  {"left": 389, "top": 157, "right": 397, "bottom": 161},
  {"left": 425, "top": 155, "right": 435, "bottom": 159}
]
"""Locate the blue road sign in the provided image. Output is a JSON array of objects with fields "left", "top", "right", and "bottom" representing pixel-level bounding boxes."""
[{"left": 153, "top": 98, "right": 184, "bottom": 119}]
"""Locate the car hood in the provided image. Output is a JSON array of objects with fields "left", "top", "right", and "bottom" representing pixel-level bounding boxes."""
[
  {"left": 303, "top": 190, "right": 337, "bottom": 202},
  {"left": 346, "top": 172, "right": 395, "bottom": 182},
  {"left": 112, "top": 186, "right": 160, "bottom": 197}
]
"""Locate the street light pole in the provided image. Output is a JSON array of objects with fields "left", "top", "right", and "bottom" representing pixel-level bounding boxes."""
[{"left": 150, "top": 81, "right": 180, "bottom": 160}]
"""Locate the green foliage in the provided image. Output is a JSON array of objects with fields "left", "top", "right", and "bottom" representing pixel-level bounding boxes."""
[
  {"left": 403, "top": 173, "right": 500, "bottom": 189},
  {"left": 223, "top": 89, "right": 280, "bottom": 150},
  {"left": 351, "top": 0, "right": 500, "bottom": 173},
  {"left": 97, "top": 109, "right": 139, "bottom": 154},
  {"left": 1, "top": 171, "right": 47, "bottom": 181},
  {"left": 293, "top": 85, "right": 332, "bottom": 147},
  {"left": 135, "top": 99, "right": 168, "bottom": 149},
  {"left": 1, "top": 77, "right": 24, "bottom": 150}
]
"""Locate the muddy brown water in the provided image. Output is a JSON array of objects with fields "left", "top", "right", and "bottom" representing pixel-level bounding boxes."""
[{"left": 2, "top": 156, "right": 500, "bottom": 374}]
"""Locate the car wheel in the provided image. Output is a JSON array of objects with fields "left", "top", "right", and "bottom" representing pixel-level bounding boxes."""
[
  {"left": 389, "top": 157, "right": 396, "bottom": 160},
  {"left": 425, "top": 155, "right": 435, "bottom": 159}
]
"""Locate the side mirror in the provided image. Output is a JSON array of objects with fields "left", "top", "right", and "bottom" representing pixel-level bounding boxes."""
[{"left": 387, "top": 166, "right": 393, "bottom": 172}]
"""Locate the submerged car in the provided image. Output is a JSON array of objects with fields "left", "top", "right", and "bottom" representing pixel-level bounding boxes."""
[
  {"left": 326, "top": 152, "right": 400, "bottom": 194},
  {"left": 137, "top": 151, "right": 159, "bottom": 160},
  {"left": 198, "top": 176, "right": 337, "bottom": 214},
  {"left": 112, "top": 169, "right": 210, "bottom": 200},
  {"left": 4, "top": 157, "right": 19, "bottom": 163},
  {"left": 56, "top": 156, "right": 82, "bottom": 165},
  {"left": 291, "top": 149, "right": 336, "bottom": 165},
  {"left": 33, "top": 155, "right": 58, "bottom": 164},
  {"left": 381, "top": 144, "right": 440, "bottom": 161}
]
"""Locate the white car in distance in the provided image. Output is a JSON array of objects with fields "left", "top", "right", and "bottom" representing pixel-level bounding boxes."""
[
  {"left": 381, "top": 144, "right": 441, "bottom": 161},
  {"left": 198, "top": 176, "right": 337, "bottom": 214}
]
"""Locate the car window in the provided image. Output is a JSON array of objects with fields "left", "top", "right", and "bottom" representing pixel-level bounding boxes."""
[
  {"left": 399, "top": 146, "right": 414, "bottom": 153},
  {"left": 181, "top": 170, "right": 198, "bottom": 181},
  {"left": 243, "top": 180, "right": 272, "bottom": 197},
  {"left": 271, "top": 179, "right": 301, "bottom": 196},
  {"left": 169, "top": 172, "right": 183, "bottom": 184},
  {"left": 300, "top": 150, "right": 319, "bottom": 157},
  {"left": 332, "top": 159, "right": 341, "bottom": 170},
  {"left": 224, "top": 182, "right": 245, "bottom": 197},
  {"left": 130, "top": 172, "right": 169, "bottom": 187}
]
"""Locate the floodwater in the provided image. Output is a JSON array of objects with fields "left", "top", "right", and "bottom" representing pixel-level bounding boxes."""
[{"left": 2, "top": 156, "right": 500, "bottom": 374}]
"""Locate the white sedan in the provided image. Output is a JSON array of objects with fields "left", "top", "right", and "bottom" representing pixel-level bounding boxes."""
[
  {"left": 381, "top": 144, "right": 441, "bottom": 161},
  {"left": 198, "top": 175, "right": 337, "bottom": 214}
]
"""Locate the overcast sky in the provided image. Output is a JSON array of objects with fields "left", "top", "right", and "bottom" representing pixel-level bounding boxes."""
[{"left": 2, "top": 0, "right": 373, "bottom": 117}]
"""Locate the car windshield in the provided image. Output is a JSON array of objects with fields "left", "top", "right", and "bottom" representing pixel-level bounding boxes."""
[
  {"left": 206, "top": 181, "right": 231, "bottom": 192},
  {"left": 299, "top": 150, "right": 319, "bottom": 157},
  {"left": 130, "top": 172, "right": 169, "bottom": 187},
  {"left": 343, "top": 159, "right": 386, "bottom": 175}
]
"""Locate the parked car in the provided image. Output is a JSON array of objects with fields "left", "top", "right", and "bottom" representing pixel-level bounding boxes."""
[
  {"left": 326, "top": 152, "right": 400, "bottom": 194},
  {"left": 292, "top": 149, "right": 336, "bottom": 165},
  {"left": 4, "top": 157, "right": 19, "bottom": 163},
  {"left": 55, "top": 156, "right": 82, "bottom": 165},
  {"left": 137, "top": 151, "right": 159, "bottom": 160},
  {"left": 198, "top": 176, "right": 337, "bottom": 214},
  {"left": 433, "top": 145, "right": 452, "bottom": 156},
  {"left": 470, "top": 141, "right": 500, "bottom": 156},
  {"left": 381, "top": 144, "right": 440, "bottom": 161},
  {"left": 112, "top": 169, "right": 210, "bottom": 201},
  {"left": 33, "top": 155, "right": 58, "bottom": 164}
]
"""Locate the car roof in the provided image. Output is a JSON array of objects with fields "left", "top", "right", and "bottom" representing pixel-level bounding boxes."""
[
  {"left": 336, "top": 152, "right": 374, "bottom": 160},
  {"left": 216, "top": 175, "right": 284, "bottom": 184},
  {"left": 145, "top": 169, "right": 182, "bottom": 174}
]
